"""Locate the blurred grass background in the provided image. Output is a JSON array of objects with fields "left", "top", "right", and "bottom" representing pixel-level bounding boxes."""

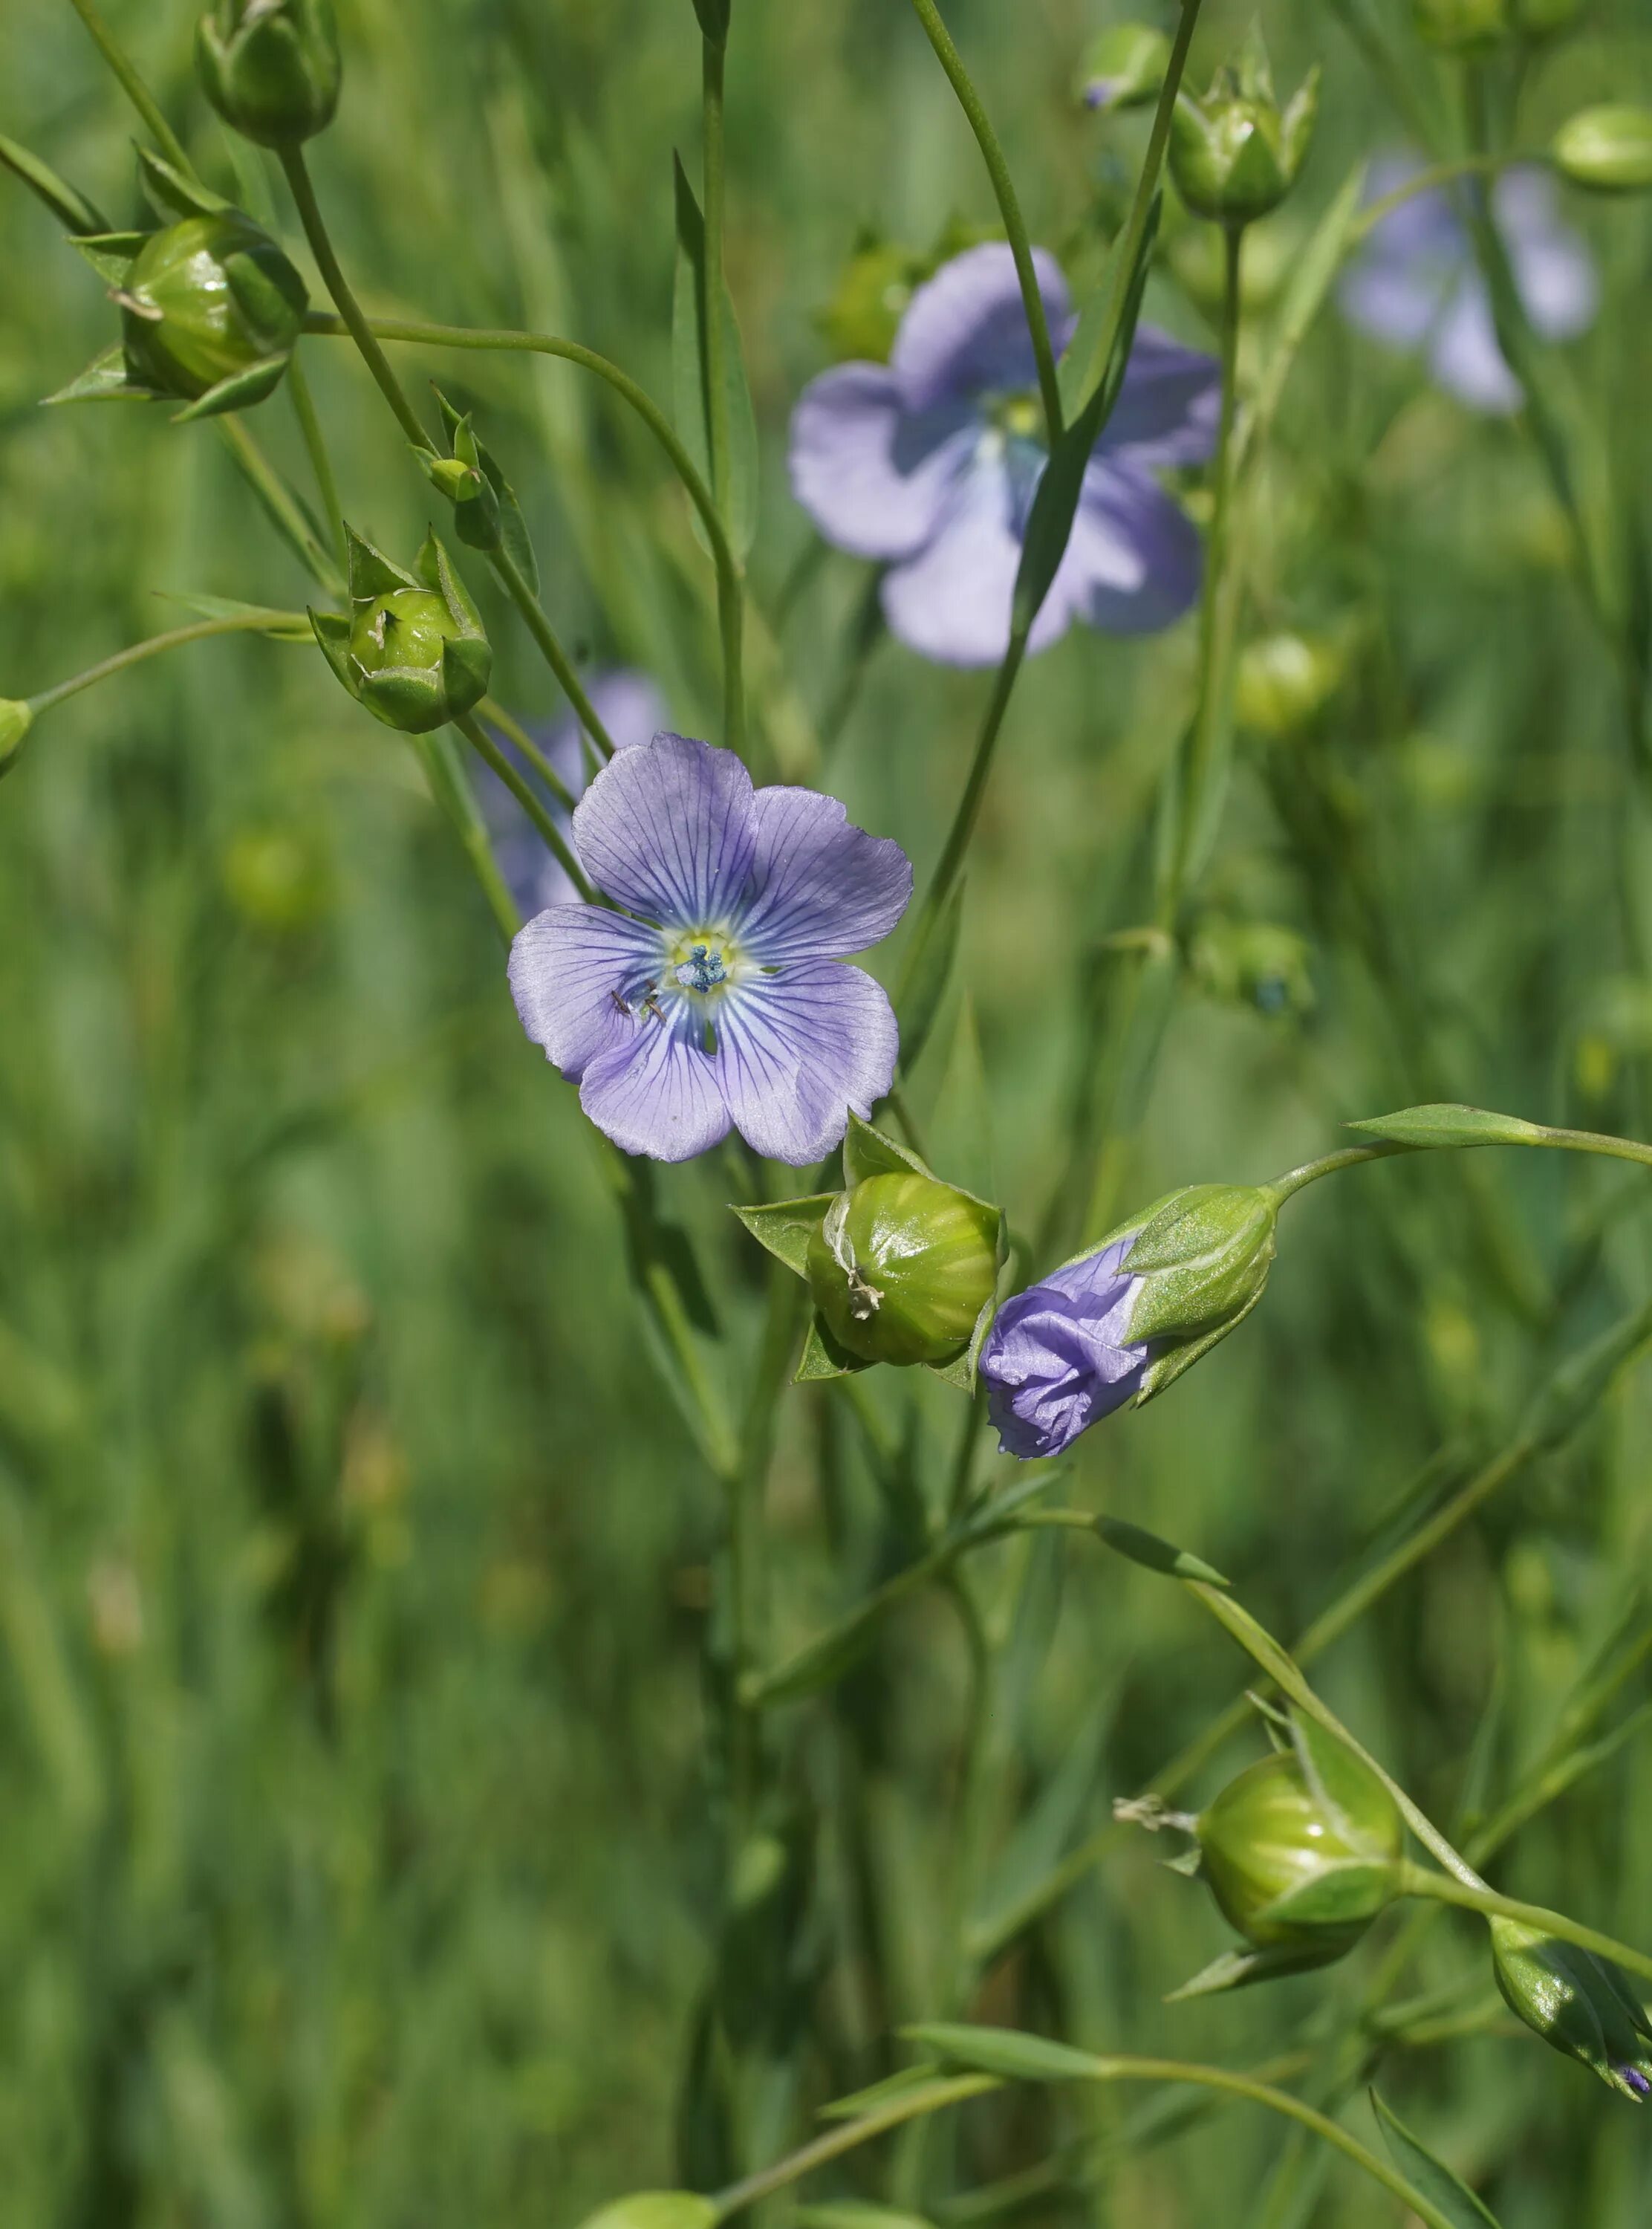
[{"left": 3, "top": 0, "right": 1652, "bottom": 2220}]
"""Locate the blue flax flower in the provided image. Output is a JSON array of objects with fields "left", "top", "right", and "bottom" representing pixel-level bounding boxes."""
[
  {"left": 481, "top": 670, "right": 666, "bottom": 920},
  {"left": 1340, "top": 159, "right": 1597, "bottom": 415},
  {"left": 789, "top": 241, "right": 1220, "bottom": 667},
  {"left": 509, "top": 732, "right": 912, "bottom": 1165},
  {"left": 978, "top": 1237, "right": 1148, "bottom": 1459}
]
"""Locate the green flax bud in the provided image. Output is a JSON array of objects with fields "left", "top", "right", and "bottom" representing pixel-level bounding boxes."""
[
  {"left": 0, "top": 700, "right": 30, "bottom": 776},
  {"left": 1169, "top": 27, "right": 1319, "bottom": 227},
  {"left": 310, "top": 528, "right": 492, "bottom": 735},
  {"left": 807, "top": 1172, "right": 999, "bottom": 1367},
  {"left": 197, "top": 0, "right": 342, "bottom": 148},
  {"left": 1491, "top": 1920, "right": 1652, "bottom": 2100},
  {"left": 1552, "top": 106, "right": 1652, "bottom": 194},
  {"left": 1076, "top": 23, "right": 1171, "bottom": 112},
  {"left": 1411, "top": 0, "right": 1510, "bottom": 50},
  {"left": 117, "top": 212, "right": 306, "bottom": 409},
  {"left": 1197, "top": 1716, "right": 1404, "bottom": 1968},
  {"left": 1118, "top": 1181, "right": 1280, "bottom": 1401}
]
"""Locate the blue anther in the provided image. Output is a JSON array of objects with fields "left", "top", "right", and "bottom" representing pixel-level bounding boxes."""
[{"left": 675, "top": 943, "right": 727, "bottom": 995}]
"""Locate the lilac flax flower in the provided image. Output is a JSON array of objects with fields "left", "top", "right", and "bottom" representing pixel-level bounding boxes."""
[
  {"left": 508, "top": 733, "right": 911, "bottom": 1165},
  {"left": 481, "top": 670, "right": 666, "bottom": 921},
  {"left": 1340, "top": 159, "right": 1598, "bottom": 414},
  {"left": 789, "top": 242, "right": 1220, "bottom": 667},
  {"left": 978, "top": 1236, "right": 1148, "bottom": 1459}
]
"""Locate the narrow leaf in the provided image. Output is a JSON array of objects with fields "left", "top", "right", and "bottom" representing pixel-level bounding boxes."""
[
  {"left": 905, "top": 2022, "right": 1099, "bottom": 2084},
  {"left": 671, "top": 155, "right": 759, "bottom": 559},
  {"left": 152, "top": 592, "right": 315, "bottom": 640},
  {"left": 816, "top": 2064, "right": 946, "bottom": 2121},
  {"left": 0, "top": 133, "right": 105, "bottom": 233},
  {"left": 1347, "top": 1103, "right": 1547, "bottom": 1150},
  {"left": 1370, "top": 2092, "right": 1501, "bottom": 2228},
  {"left": 1095, "top": 1516, "right": 1230, "bottom": 1589}
]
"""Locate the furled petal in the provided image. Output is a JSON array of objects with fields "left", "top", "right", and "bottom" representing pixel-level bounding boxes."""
[
  {"left": 892, "top": 241, "right": 1073, "bottom": 412},
  {"left": 979, "top": 1238, "right": 1148, "bottom": 1459},
  {"left": 571, "top": 731, "right": 755, "bottom": 927},
  {"left": 1048, "top": 458, "right": 1203, "bottom": 637},
  {"left": 1428, "top": 276, "right": 1523, "bottom": 413},
  {"left": 1097, "top": 325, "right": 1221, "bottom": 467},
  {"left": 879, "top": 441, "right": 1041, "bottom": 668},
  {"left": 578, "top": 1010, "right": 731, "bottom": 1163},
  {"left": 508, "top": 903, "right": 666, "bottom": 1076},
  {"left": 715, "top": 961, "right": 898, "bottom": 1165},
  {"left": 788, "top": 363, "right": 978, "bottom": 561},
  {"left": 736, "top": 785, "right": 913, "bottom": 964}
]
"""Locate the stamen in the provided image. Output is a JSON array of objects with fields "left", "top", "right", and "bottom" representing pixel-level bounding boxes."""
[{"left": 674, "top": 942, "right": 728, "bottom": 995}]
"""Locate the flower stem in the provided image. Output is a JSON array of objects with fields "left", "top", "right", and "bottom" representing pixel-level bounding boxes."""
[
  {"left": 279, "top": 146, "right": 428, "bottom": 447},
  {"left": 709, "top": 2075, "right": 1001, "bottom": 2218},
  {"left": 286, "top": 350, "right": 348, "bottom": 577},
  {"left": 700, "top": 31, "right": 733, "bottom": 520},
  {"left": 299, "top": 311, "right": 748, "bottom": 755},
  {"left": 905, "top": 0, "right": 1063, "bottom": 443},
  {"left": 25, "top": 612, "right": 308, "bottom": 720},
  {"left": 487, "top": 547, "right": 618, "bottom": 760},
  {"left": 1347, "top": 151, "right": 1512, "bottom": 247},
  {"left": 407, "top": 729, "right": 520, "bottom": 946},
  {"left": 1270, "top": 1141, "right": 1419, "bottom": 1198},
  {"left": 1397, "top": 1863, "right": 1652, "bottom": 1990},
  {"left": 477, "top": 697, "right": 579, "bottom": 815},
  {"left": 452, "top": 712, "right": 596, "bottom": 903},
  {"left": 65, "top": 0, "right": 196, "bottom": 181},
  {"left": 218, "top": 415, "right": 343, "bottom": 595}
]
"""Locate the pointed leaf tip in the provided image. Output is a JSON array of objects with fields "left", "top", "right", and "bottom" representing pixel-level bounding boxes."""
[
  {"left": 1095, "top": 1516, "right": 1230, "bottom": 1588},
  {"left": 1370, "top": 2091, "right": 1503, "bottom": 2228}
]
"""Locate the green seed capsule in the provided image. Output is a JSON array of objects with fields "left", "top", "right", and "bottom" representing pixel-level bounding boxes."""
[
  {"left": 807, "top": 1172, "right": 999, "bottom": 1367},
  {"left": 310, "top": 528, "right": 492, "bottom": 736},
  {"left": 1552, "top": 106, "right": 1652, "bottom": 195},
  {"left": 120, "top": 213, "right": 306, "bottom": 402},
  {"left": 1197, "top": 1722, "right": 1403, "bottom": 1966}
]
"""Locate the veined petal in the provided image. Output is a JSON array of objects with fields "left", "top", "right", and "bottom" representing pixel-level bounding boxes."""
[
  {"left": 879, "top": 444, "right": 1032, "bottom": 667},
  {"left": 1098, "top": 325, "right": 1221, "bottom": 468},
  {"left": 893, "top": 241, "right": 1073, "bottom": 413},
  {"left": 1051, "top": 460, "right": 1203, "bottom": 636},
  {"left": 788, "top": 363, "right": 978, "bottom": 561},
  {"left": 481, "top": 672, "right": 666, "bottom": 918},
  {"left": 717, "top": 962, "right": 897, "bottom": 1165},
  {"left": 579, "top": 1010, "right": 730, "bottom": 1162},
  {"left": 738, "top": 786, "right": 912, "bottom": 964},
  {"left": 980, "top": 1238, "right": 1148, "bottom": 1459},
  {"left": 571, "top": 731, "right": 756, "bottom": 926},
  {"left": 508, "top": 903, "right": 666, "bottom": 1077}
]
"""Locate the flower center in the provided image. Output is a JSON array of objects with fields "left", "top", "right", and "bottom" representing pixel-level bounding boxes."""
[
  {"left": 669, "top": 931, "right": 736, "bottom": 998},
  {"left": 985, "top": 388, "right": 1044, "bottom": 444}
]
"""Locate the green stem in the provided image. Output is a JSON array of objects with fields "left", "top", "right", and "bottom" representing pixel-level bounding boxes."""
[
  {"left": 300, "top": 310, "right": 749, "bottom": 755},
  {"left": 218, "top": 417, "right": 342, "bottom": 594},
  {"left": 1398, "top": 1863, "right": 1652, "bottom": 1990},
  {"left": 453, "top": 712, "right": 596, "bottom": 903},
  {"left": 1271, "top": 1141, "right": 1419, "bottom": 1198},
  {"left": 477, "top": 696, "right": 579, "bottom": 814},
  {"left": 25, "top": 612, "right": 308, "bottom": 719},
  {"left": 65, "top": 0, "right": 195, "bottom": 179},
  {"left": 279, "top": 146, "right": 427, "bottom": 447},
  {"left": 286, "top": 350, "right": 348, "bottom": 576},
  {"left": 488, "top": 547, "right": 618, "bottom": 759},
  {"left": 710, "top": 2076, "right": 1001, "bottom": 2218},
  {"left": 407, "top": 728, "right": 519, "bottom": 945},
  {"left": 905, "top": 0, "right": 1063, "bottom": 441},
  {"left": 700, "top": 33, "right": 733, "bottom": 520}
]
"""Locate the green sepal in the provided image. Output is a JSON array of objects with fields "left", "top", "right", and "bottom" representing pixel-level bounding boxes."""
[
  {"left": 169, "top": 353, "right": 288, "bottom": 421},
  {"left": 730, "top": 1195, "right": 837, "bottom": 1280},
  {"left": 1135, "top": 1281, "right": 1269, "bottom": 1405},
  {"left": 43, "top": 343, "right": 158, "bottom": 405},
  {"left": 0, "top": 132, "right": 106, "bottom": 234},
  {"left": 844, "top": 1109, "right": 932, "bottom": 1186},
  {"left": 905, "top": 2021, "right": 1102, "bottom": 2085},
  {"left": 1347, "top": 1102, "right": 1547, "bottom": 1149},
  {"left": 345, "top": 526, "right": 420, "bottom": 600},
  {"left": 308, "top": 608, "right": 356, "bottom": 691},
  {"left": 1165, "top": 1941, "right": 1342, "bottom": 2000},
  {"left": 1093, "top": 1513, "right": 1231, "bottom": 1588},
  {"left": 70, "top": 231, "right": 149, "bottom": 285},
  {"left": 357, "top": 669, "right": 449, "bottom": 732},
  {"left": 222, "top": 247, "right": 308, "bottom": 345},
  {"left": 439, "top": 630, "right": 492, "bottom": 710},
  {"left": 432, "top": 388, "right": 538, "bottom": 588},
  {"left": 795, "top": 1314, "right": 874, "bottom": 1383},
  {"left": 419, "top": 531, "right": 487, "bottom": 636},
  {"left": 926, "top": 1346, "right": 975, "bottom": 1391},
  {"left": 1161, "top": 1845, "right": 1203, "bottom": 1878},
  {"left": 1256, "top": 1861, "right": 1402, "bottom": 1933},
  {"left": 137, "top": 147, "right": 231, "bottom": 222}
]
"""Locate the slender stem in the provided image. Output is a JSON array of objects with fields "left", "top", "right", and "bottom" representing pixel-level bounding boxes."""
[
  {"left": 1527, "top": 1123, "right": 1652, "bottom": 1171},
  {"left": 1170, "top": 221, "right": 1244, "bottom": 901},
  {"left": 300, "top": 310, "right": 749, "bottom": 754},
  {"left": 477, "top": 697, "right": 579, "bottom": 815},
  {"left": 25, "top": 612, "right": 308, "bottom": 719},
  {"left": 1347, "top": 152, "right": 1512, "bottom": 247},
  {"left": 1271, "top": 1141, "right": 1419, "bottom": 1198},
  {"left": 279, "top": 147, "right": 427, "bottom": 447},
  {"left": 65, "top": 0, "right": 195, "bottom": 179},
  {"left": 905, "top": 0, "right": 1063, "bottom": 441},
  {"left": 700, "top": 33, "right": 732, "bottom": 520},
  {"left": 407, "top": 729, "right": 519, "bottom": 946},
  {"left": 218, "top": 417, "right": 343, "bottom": 594},
  {"left": 453, "top": 713, "right": 596, "bottom": 903},
  {"left": 1399, "top": 1863, "right": 1652, "bottom": 1990},
  {"left": 710, "top": 2075, "right": 1002, "bottom": 2218},
  {"left": 488, "top": 547, "right": 617, "bottom": 759},
  {"left": 286, "top": 351, "right": 348, "bottom": 576}
]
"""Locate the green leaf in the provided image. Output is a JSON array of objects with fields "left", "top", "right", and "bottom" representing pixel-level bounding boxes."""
[
  {"left": 1094, "top": 1516, "right": 1230, "bottom": 1588},
  {"left": 1370, "top": 2092, "right": 1501, "bottom": 2228},
  {"left": 154, "top": 593, "right": 316, "bottom": 640},
  {"left": 573, "top": 2198, "right": 718, "bottom": 2229},
  {"left": 671, "top": 155, "right": 759, "bottom": 559},
  {"left": 904, "top": 2022, "right": 1098, "bottom": 2084},
  {"left": 729, "top": 1195, "right": 836, "bottom": 1280},
  {"left": 0, "top": 133, "right": 105, "bottom": 233},
  {"left": 1346, "top": 1103, "right": 1547, "bottom": 1150},
  {"left": 842, "top": 1109, "right": 931, "bottom": 1187},
  {"left": 816, "top": 2064, "right": 946, "bottom": 2121}
]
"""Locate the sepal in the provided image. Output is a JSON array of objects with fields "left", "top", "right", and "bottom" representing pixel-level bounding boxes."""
[
  {"left": 137, "top": 147, "right": 232, "bottom": 222},
  {"left": 729, "top": 1195, "right": 837, "bottom": 1280},
  {"left": 44, "top": 343, "right": 159, "bottom": 405},
  {"left": 169, "top": 354, "right": 289, "bottom": 421},
  {"left": 70, "top": 232, "right": 148, "bottom": 285}
]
